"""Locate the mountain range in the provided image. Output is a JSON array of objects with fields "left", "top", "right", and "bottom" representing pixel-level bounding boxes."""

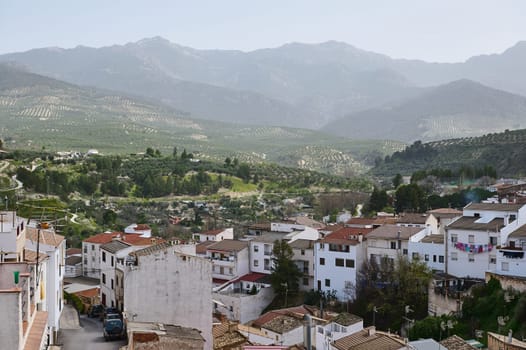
[{"left": 1, "top": 37, "right": 526, "bottom": 141}]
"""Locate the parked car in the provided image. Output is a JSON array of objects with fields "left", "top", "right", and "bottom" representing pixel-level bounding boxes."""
[
  {"left": 100, "top": 306, "right": 121, "bottom": 321},
  {"left": 103, "top": 318, "right": 126, "bottom": 341},
  {"left": 88, "top": 304, "right": 104, "bottom": 318}
]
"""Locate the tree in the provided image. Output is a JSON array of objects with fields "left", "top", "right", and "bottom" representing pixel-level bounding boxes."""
[
  {"left": 392, "top": 173, "right": 403, "bottom": 188},
  {"left": 368, "top": 187, "right": 389, "bottom": 213},
  {"left": 224, "top": 157, "right": 232, "bottom": 167},
  {"left": 270, "top": 240, "right": 302, "bottom": 304},
  {"left": 145, "top": 147, "right": 155, "bottom": 157},
  {"left": 172, "top": 146, "right": 177, "bottom": 158},
  {"left": 395, "top": 183, "right": 427, "bottom": 213}
]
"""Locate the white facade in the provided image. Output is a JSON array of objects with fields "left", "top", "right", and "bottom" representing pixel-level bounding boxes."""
[
  {"left": 290, "top": 240, "right": 315, "bottom": 291},
  {"left": 408, "top": 231, "right": 445, "bottom": 272},
  {"left": 124, "top": 243, "right": 213, "bottom": 350},
  {"left": 315, "top": 316, "right": 364, "bottom": 350},
  {"left": 124, "top": 223, "right": 152, "bottom": 237},
  {"left": 366, "top": 225, "right": 426, "bottom": 265},
  {"left": 315, "top": 240, "right": 363, "bottom": 300},
  {"left": 99, "top": 240, "right": 133, "bottom": 308},
  {"left": 206, "top": 240, "right": 249, "bottom": 282},
  {"left": 250, "top": 239, "right": 275, "bottom": 274},
  {"left": 82, "top": 232, "right": 119, "bottom": 279},
  {"left": 495, "top": 225, "right": 526, "bottom": 278},
  {"left": 25, "top": 226, "right": 65, "bottom": 333},
  {"left": 193, "top": 228, "right": 234, "bottom": 242},
  {"left": 446, "top": 203, "right": 526, "bottom": 279}
]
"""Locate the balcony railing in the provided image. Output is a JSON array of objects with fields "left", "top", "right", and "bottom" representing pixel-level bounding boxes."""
[{"left": 264, "top": 251, "right": 272, "bottom": 256}]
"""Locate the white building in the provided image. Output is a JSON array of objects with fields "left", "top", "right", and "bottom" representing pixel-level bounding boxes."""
[
  {"left": 25, "top": 225, "right": 66, "bottom": 335},
  {"left": 408, "top": 231, "right": 445, "bottom": 272},
  {"left": 446, "top": 203, "right": 526, "bottom": 279},
  {"left": 426, "top": 208, "right": 463, "bottom": 236},
  {"left": 205, "top": 239, "right": 249, "bottom": 285},
  {"left": 124, "top": 242, "right": 213, "bottom": 349},
  {"left": 82, "top": 232, "right": 120, "bottom": 279},
  {"left": 315, "top": 227, "right": 371, "bottom": 300},
  {"left": 249, "top": 233, "right": 284, "bottom": 275},
  {"left": 316, "top": 313, "right": 363, "bottom": 350},
  {"left": 495, "top": 224, "right": 526, "bottom": 278},
  {"left": 193, "top": 228, "right": 234, "bottom": 242},
  {"left": 124, "top": 223, "right": 152, "bottom": 237},
  {"left": 366, "top": 225, "right": 426, "bottom": 265},
  {"left": 289, "top": 239, "right": 315, "bottom": 291}
]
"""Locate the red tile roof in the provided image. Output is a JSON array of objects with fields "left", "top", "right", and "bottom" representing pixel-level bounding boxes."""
[
  {"left": 237, "top": 273, "right": 269, "bottom": 283},
  {"left": 196, "top": 241, "right": 216, "bottom": 254},
  {"left": 74, "top": 287, "right": 100, "bottom": 298},
  {"left": 133, "top": 224, "right": 151, "bottom": 230},
  {"left": 321, "top": 227, "right": 372, "bottom": 245},
  {"left": 66, "top": 248, "right": 82, "bottom": 256},
  {"left": 83, "top": 232, "right": 121, "bottom": 244},
  {"left": 23, "top": 311, "right": 48, "bottom": 350},
  {"left": 120, "top": 235, "right": 164, "bottom": 246}
]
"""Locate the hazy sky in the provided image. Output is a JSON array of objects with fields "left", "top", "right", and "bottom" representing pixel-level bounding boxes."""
[{"left": 1, "top": 0, "right": 525, "bottom": 62}]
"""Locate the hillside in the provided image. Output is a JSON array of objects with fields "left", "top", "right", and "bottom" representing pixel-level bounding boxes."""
[
  {"left": 0, "top": 64, "right": 403, "bottom": 175},
  {"left": 371, "top": 128, "right": 526, "bottom": 178},
  {"left": 322, "top": 79, "right": 526, "bottom": 142},
  {"left": 2, "top": 38, "right": 526, "bottom": 134}
]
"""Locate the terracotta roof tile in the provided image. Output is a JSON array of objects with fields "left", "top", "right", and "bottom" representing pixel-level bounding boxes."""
[
  {"left": 26, "top": 227, "right": 65, "bottom": 248},
  {"left": 83, "top": 232, "right": 121, "bottom": 244},
  {"left": 333, "top": 327, "right": 406, "bottom": 350},
  {"left": 207, "top": 239, "right": 248, "bottom": 252},
  {"left": 321, "top": 227, "right": 372, "bottom": 244},
  {"left": 440, "top": 335, "right": 477, "bottom": 350}
]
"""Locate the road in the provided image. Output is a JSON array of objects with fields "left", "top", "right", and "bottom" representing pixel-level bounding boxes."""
[{"left": 58, "top": 315, "right": 127, "bottom": 350}]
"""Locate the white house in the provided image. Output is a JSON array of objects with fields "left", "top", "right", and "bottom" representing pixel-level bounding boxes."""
[
  {"left": 408, "top": 231, "right": 445, "bottom": 272},
  {"left": 100, "top": 240, "right": 132, "bottom": 309},
  {"left": 316, "top": 313, "right": 363, "bottom": 350},
  {"left": 249, "top": 233, "right": 284, "bottom": 275},
  {"left": 315, "top": 227, "right": 372, "bottom": 300},
  {"left": 495, "top": 224, "right": 526, "bottom": 278},
  {"left": 289, "top": 239, "right": 315, "bottom": 291},
  {"left": 206, "top": 239, "right": 249, "bottom": 285},
  {"left": 446, "top": 202, "right": 526, "bottom": 279},
  {"left": 193, "top": 228, "right": 234, "bottom": 242},
  {"left": 25, "top": 225, "right": 66, "bottom": 336},
  {"left": 82, "top": 232, "right": 120, "bottom": 279},
  {"left": 366, "top": 225, "right": 426, "bottom": 265},
  {"left": 124, "top": 223, "right": 152, "bottom": 237},
  {"left": 426, "top": 208, "right": 462, "bottom": 235},
  {"left": 124, "top": 242, "right": 213, "bottom": 349}
]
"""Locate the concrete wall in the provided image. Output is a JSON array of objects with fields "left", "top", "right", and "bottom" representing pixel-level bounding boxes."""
[
  {"left": 82, "top": 241, "right": 101, "bottom": 279},
  {"left": 408, "top": 240, "right": 445, "bottom": 272},
  {"left": 212, "top": 286, "right": 274, "bottom": 323},
  {"left": 0, "top": 292, "right": 22, "bottom": 350},
  {"left": 124, "top": 249, "right": 213, "bottom": 350},
  {"left": 485, "top": 272, "right": 526, "bottom": 293}
]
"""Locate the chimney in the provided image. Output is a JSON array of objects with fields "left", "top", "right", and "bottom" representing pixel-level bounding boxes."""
[
  {"left": 368, "top": 327, "right": 376, "bottom": 336},
  {"left": 508, "top": 329, "right": 513, "bottom": 343},
  {"left": 358, "top": 233, "right": 363, "bottom": 243}
]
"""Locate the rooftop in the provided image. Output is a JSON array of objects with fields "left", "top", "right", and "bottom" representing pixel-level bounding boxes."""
[
  {"left": 261, "top": 314, "right": 303, "bottom": 334},
  {"left": 26, "top": 227, "right": 65, "bottom": 248},
  {"left": 196, "top": 241, "right": 216, "bottom": 254},
  {"left": 439, "top": 335, "right": 477, "bottom": 350},
  {"left": 100, "top": 240, "right": 131, "bottom": 254},
  {"left": 127, "top": 321, "right": 204, "bottom": 342},
  {"left": 366, "top": 225, "right": 424, "bottom": 240},
  {"left": 133, "top": 241, "right": 173, "bottom": 257},
  {"left": 509, "top": 224, "right": 526, "bottom": 239},
  {"left": 427, "top": 208, "right": 463, "bottom": 218},
  {"left": 23, "top": 249, "right": 48, "bottom": 263},
  {"left": 447, "top": 217, "right": 504, "bottom": 232},
  {"left": 332, "top": 327, "right": 406, "bottom": 350},
  {"left": 397, "top": 213, "right": 428, "bottom": 224},
  {"left": 464, "top": 202, "right": 524, "bottom": 212},
  {"left": 332, "top": 313, "right": 363, "bottom": 326},
  {"left": 250, "top": 233, "right": 288, "bottom": 243},
  {"left": 66, "top": 248, "right": 82, "bottom": 256},
  {"left": 487, "top": 331, "right": 526, "bottom": 348},
  {"left": 236, "top": 272, "right": 271, "bottom": 284},
  {"left": 207, "top": 239, "right": 249, "bottom": 252},
  {"left": 83, "top": 232, "right": 121, "bottom": 244},
  {"left": 213, "top": 321, "right": 247, "bottom": 350},
  {"left": 65, "top": 255, "right": 82, "bottom": 265},
  {"left": 420, "top": 234, "right": 445, "bottom": 244},
  {"left": 321, "top": 227, "right": 372, "bottom": 245},
  {"left": 288, "top": 239, "right": 315, "bottom": 250},
  {"left": 201, "top": 228, "right": 228, "bottom": 236}
]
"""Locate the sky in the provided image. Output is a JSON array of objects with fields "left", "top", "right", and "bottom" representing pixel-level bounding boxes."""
[{"left": 1, "top": 0, "right": 525, "bottom": 62}]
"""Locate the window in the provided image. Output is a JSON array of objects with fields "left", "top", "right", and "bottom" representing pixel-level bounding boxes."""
[
  {"left": 111, "top": 279, "right": 114, "bottom": 290},
  {"left": 229, "top": 268, "right": 233, "bottom": 275},
  {"left": 84, "top": 258, "right": 87, "bottom": 265},
  {"left": 510, "top": 214, "right": 516, "bottom": 223},
  {"left": 345, "top": 259, "right": 355, "bottom": 268},
  {"left": 83, "top": 246, "right": 87, "bottom": 253},
  {"left": 102, "top": 251, "right": 106, "bottom": 262},
  {"left": 402, "top": 249, "right": 408, "bottom": 255},
  {"left": 301, "top": 249, "right": 305, "bottom": 256},
  {"left": 111, "top": 256, "right": 114, "bottom": 267},
  {"left": 253, "top": 259, "right": 259, "bottom": 267},
  {"left": 439, "top": 255, "right": 444, "bottom": 263},
  {"left": 489, "top": 236, "right": 497, "bottom": 245},
  {"left": 319, "top": 243, "right": 325, "bottom": 249},
  {"left": 433, "top": 255, "right": 437, "bottom": 263},
  {"left": 116, "top": 277, "right": 118, "bottom": 286},
  {"left": 264, "top": 259, "right": 270, "bottom": 271},
  {"left": 92, "top": 244, "right": 95, "bottom": 251},
  {"left": 220, "top": 267, "right": 224, "bottom": 274},
  {"left": 412, "top": 252, "right": 419, "bottom": 260},
  {"left": 320, "top": 258, "right": 325, "bottom": 265},
  {"left": 102, "top": 273, "right": 106, "bottom": 284},
  {"left": 425, "top": 254, "right": 429, "bottom": 262},
  {"left": 468, "top": 254, "right": 475, "bottom": 262},
  {"left": 490, "top": 255, "right": 496, "bottom": 264},
  {"left": 253, "top": 245, "right": 259, "bottom": 252},
  {"left": 325, "top": 279, "right": 330, "bottom": 287},
  {"left": 502, "top": 262, "right": 509, "bottom": 271},
  {"left": 468, "top": 235, "right": 475, "bottom": 243},
  {"left": 303, "top": 277, "right": 309, "bottom": 286},
  {"left": 451, "top": 234, "right": 458, "bottom": 243},
  {"left": 390, "top": 241, "right": 397, "bottom": 249},
  {"left": 451, "top": 252, "right": 458, "bottom": 261},
  {"left": 335, "top": 258, "right": 344, "bottom": 267}
]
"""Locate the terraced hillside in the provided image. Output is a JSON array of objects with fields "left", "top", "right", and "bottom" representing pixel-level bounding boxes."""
[
  {"left": 371, "top": 129, "right": 526, "bottom": 178},
  {"left": 0, "top": 64, "right": 404, "bottom": 175}
]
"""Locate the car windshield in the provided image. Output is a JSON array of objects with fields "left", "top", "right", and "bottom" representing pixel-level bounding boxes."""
[{"left": 106, "top": 319, "right": 121, "bottom": 326}]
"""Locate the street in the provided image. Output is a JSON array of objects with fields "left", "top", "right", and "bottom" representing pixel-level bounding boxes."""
[{"left": 58, "top": 314, "right": 127, "bottom": 350}]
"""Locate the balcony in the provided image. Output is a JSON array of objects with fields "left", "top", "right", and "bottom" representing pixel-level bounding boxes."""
[
  {"left": 264, "top": 250, "right": 272, "bottom": 256},
  {"left": 500, "top": 250, "right": 525, "bottom": 259}
]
